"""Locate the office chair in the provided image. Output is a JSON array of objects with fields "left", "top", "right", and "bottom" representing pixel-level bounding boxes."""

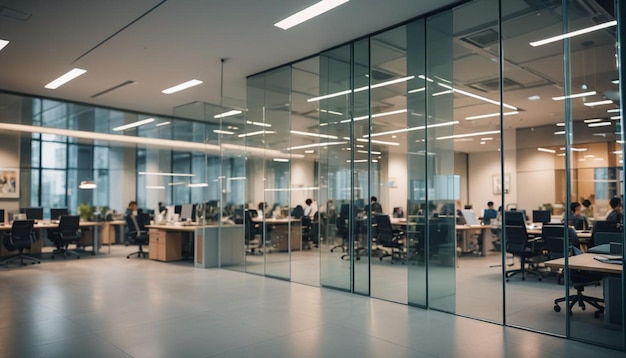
[
  {"left": 504, "top": 225, "right": 543, "bottom": 281},
  {"left": 124, "top": 214, "right": 149, "bottom": 259},
  {"left": 244, "top": 209, "right": 262, "bottom": 254},
  {"left": 1, "top": 220, "right": 40, "bottom": 267},
  {"left": 50, "top": 215, "right": 82, "bottom": 259},
  {"left": 301, "top": 216, "right": 312, "bottom": 250},
  {"left": 374, "top": 214, "right": 405, "bottom": 263},
  {"left": 330, "top": 204, "right": 350, "bottom": 253}
]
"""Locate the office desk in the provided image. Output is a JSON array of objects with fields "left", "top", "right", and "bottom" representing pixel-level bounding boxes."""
[
  {"left": 252, "top": 218, "right": 302, "bottom": 251},
  {"left": 544, "top": 253, "right": 622, "bottom": 323},
  {"left": 146, "top": 224, "right": 244, "bottom": 268},
  {"left": 456, "top": 225, "right": 491, "bottom": 256},
  {"left": 0, "top": 221, "right": 101, "bottom": 257},
  {"left": 101, "top": 220, "right": 125, "bottom": 245}
]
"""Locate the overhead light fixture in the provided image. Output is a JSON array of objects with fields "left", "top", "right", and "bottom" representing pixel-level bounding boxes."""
[
  {"left": 290, "top": 130, "right": 338, "bottom": 139},
  {"left": 607, "top": 108, "right": 620, "bottom": 113},
  {"left": 610, "top": 116, "right": 621, "bottom": 120},
  {"left": 418, "top": 75, "right": 434, "bottom": 82},
  {"left": 145, "top": 186, "right": 165, "bottom": 190},
  {"left": 552, "top": 91, "right": 596, "bottom": 101},
  {"left": 0, "top": 39, "right": 9, "bottom": 52},
  {"left": 213, "top": 129, "right": 234, "bottom": 135},
  {"left": 612, "top": 79, "right": 620, "bottom": 84},
  {"left": 139, "top": 171, "right": 195, "bottom": 177},
  {"left": 78, "top": 180, "right": 97, "bottom": 189},
  {"left": 481, "top": 137, "right": 493, "bottom": 141},
  {"left": 432, "top": 90, "right": 453, "bottom": 97},
  {"left": 480, "top": 141, "right": 486, "bottom": 145},
  {"left": 556, "top": 123, "right": 565, "bottom": 127},
  {"left": 356, "top": 138, "right": 400, "bottom": 146},
  {"left": 319, "top": 109, "right": 343, "bottom": 116},
  {"left": 347, "top": 108, "right": 408, "bottom": 123},
  {"left": 583, "top": 118, "right": 603, "bottom": 123},
  {"left": 237, "top": 130, "right": 275, "bottom": 138},
  {"left": 286, "top": 141, "right": 347, "bottom": 151},
  {"left": 537, "top": 147, "right": 556, "bottom": 153},
  {"left": 188, "top": 183, "right": 209, "bottom": 188},
  {"left": 162, "top": 79, "right": 203, "bottom": 94},
  {"left": 246, "top": 121, "right": 272, "bottom": 128},
  {"left": 45, "top": 68, "right": 87, "bottom": 89},
  {"left": 308, "top": 76, "right": 413, "bottom": 102},
  {"left": 437, "top": 83, "right": 517, "bottom": 110},
  {"left": 214, "top": 110, "right": 242, "bottom": 118},
  {"left": 274, "top": 0, "right": 349, "bottom": 30},
  {"left": 529, "top": 20, "right": 617, "bottom": 47},
  {"left": 168, "top": 182, "right": 187, "bottom": 186},
  {"left": 588, "top": 121, "right": 612, "bottom": 127},
  {"left": 528, "top": 95, "right": 541, "bottom": 101},
  {"left": 113, "top": 118, "right": 155, "bottom": 131},
  {"left": 357, "top": 150, "right": 381, "bottom": 155},
  {"left": 307, "top": 89, "right": 351, "bottom": 102},
  {"left": 156, "top": 121, "right": 171, "bottom": 127},
  {"left": 273, "top": 158, "right": 289, "bottom": 162},
  {"left": 367, "top": 120, "right": 457, "bottom": 138},
  {"left": 304, "top": 150, "right": 315, "bottom": 154},
  {"left": 407, "top": 87, "right": 426, "bottom": 94},
  {"left": 465, "top": 111, "right": 519, "bottom": 120},
  {"left": 584, "top": 100, "right": 613, "bottom": 107},
  {"left": 554, "top": 131, "right": 565, "bottom": 135},
  {"left": 437, "top": 130, "right": 500, "bottom": 141}
]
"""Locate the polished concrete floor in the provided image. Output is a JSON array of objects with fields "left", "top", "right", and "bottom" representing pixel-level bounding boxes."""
[{"left": 0, "top": 246, "right": 624, "bottom": 358}]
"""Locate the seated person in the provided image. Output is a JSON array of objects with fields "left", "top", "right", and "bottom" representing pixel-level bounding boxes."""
[
  {"left": 606, "top": 197, "right": 623, "bottom": 223},
  {"left": 566, "top": 201, "right": 589, "bottom": 230},
  {"left": 365, "top": 196, "right": 383, "bottom": 214},
  {"left": 482, "top": 201, "right": 498, "bottom": 225}
]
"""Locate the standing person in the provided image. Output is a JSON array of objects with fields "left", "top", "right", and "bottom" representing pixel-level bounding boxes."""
[
  {"left": 606, "top": 197, "right": 623, "bottom": 223},
  {"left": 303, "top": 198, "right": 318, "bottom": 219}
]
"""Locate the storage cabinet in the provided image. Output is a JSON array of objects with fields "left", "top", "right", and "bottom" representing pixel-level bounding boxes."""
[{"left": 149, "top": 229, "right": 182, "bottom": 261}]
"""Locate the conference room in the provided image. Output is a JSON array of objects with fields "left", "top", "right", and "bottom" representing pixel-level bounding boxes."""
[{"left": 0, "top": 0, "right": 623, "bottom": 351}]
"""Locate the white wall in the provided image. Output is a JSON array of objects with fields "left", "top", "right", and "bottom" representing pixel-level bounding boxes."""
[
  {"left": 290, "top": 158, "right": 316, "bottom": 207},
  {"left": 386, "top": 152, "right": 408, "bottom": 214},
  {"left": 516, "top": 147, "right": 557, "bottom": 212},
  {"left": 108, "top": 145, "right": 137, "bottom": 213},
  {"left": 0, "top": 132, "right": 20, "bottom": 222}
]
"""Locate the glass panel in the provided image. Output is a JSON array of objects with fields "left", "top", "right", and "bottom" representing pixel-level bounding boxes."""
[
  {"left": 407, "top": 18, "right": 428, "bottom": 307},
  {"left": 263, "top": 67, "right": 291, "bottom": 280},
  {"left": 290, "top": 57, "right": 321, "bottom": 286},
  {"left": 566, "top": 0, "right": 623, "bottom": 348},
  {"left": 426, "top": 8, "right": 456, "bottom": 313},
  {"left": 368, "top": 27, "right": 408, "bottom": 303},
  {"left": 320, "top": 44, "right": 353, "bottom": 291},
  {"left": 450, "top": 0, "right": 503, "bottom": 323}
]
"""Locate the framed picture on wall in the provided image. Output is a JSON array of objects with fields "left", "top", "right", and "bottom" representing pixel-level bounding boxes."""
[
  {"left": 0, "top": 168, "right": 19, "bottom": 198},
  {"left": 492, "top": 173, "right": 510, "bottom": 195}
]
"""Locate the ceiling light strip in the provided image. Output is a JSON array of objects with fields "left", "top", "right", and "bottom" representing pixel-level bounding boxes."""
[
  {"left": 465, "top": 111, "right": 518, "bottom": 120},
  {"left": 274, "top": 0, "right": 349, "bottom": 30},
  {"left": 286, "top": 141, "right": 347, "bottom": 151},
  {"left": 162, "top": 79, "right": 203, "bottom": 94},
  {"left": 537, "top": 147, "right": 556, "bottom": 153},
  {"left": 588, "top": 122, "right": 612, "bottom": 127},
  {"left": 290, "top": 130, "right": 338, "bottom": 139},
  {"left": 530, "top": 20, "right": 617, "bottom": 47},
  {"left": 45, "top": 68, "right": 87, "bottom": 89},
  {"left": 584, "top": 100, "right": 614, "bottom": 107},
  {"left": 551, "top": 91, "right": 596, "bottom": 101},
  {"left": 0, "top": 39, "right": 9, "bottom": 51},
  {"left": 113, "top": 118, "right": 155, "bottom": 131},
  {"left": 437, "top": 130, "right": 501, "bottom": 140},
  {"left": 214, "top": 110, "right": 242, "bottom": 118},
  {"left": 437, "top": 83, "right": 517, "bottom": 110}
]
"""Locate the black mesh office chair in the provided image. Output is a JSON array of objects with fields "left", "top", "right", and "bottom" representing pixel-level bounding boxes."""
[
  {"left": 1, "top": 220, "right": 40, "bottom": 267},
  {"left": 50, "top": 215, "right": 82, "bottom": 259},
  {"left": 374, "top": 214, "right": 405, "bottom": 263},
  {"left": 244, "top": 209, "right": 262, "bottom": 254},
  {"left": 331, "top": 204, "right": 350, "bottom": 253},
  {"left": 124, "top": 214, "right": 149, "bottom": 259},
  {"left": 543, "top": 226, "right": 605, "bottom": 317},
  {"left": 504, "top": 225, "right": 543, "bottom": 281}
]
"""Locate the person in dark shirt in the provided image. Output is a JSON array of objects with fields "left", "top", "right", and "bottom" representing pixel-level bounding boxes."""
[
  {"left": 366, "top": 196, "right": 383, "bottom": 214},
  {"left": 606, "top": 197, "right": 623, "bottom": 223},
  {"left": 482, "top": 201, "right": 498, "bottom": 225}
]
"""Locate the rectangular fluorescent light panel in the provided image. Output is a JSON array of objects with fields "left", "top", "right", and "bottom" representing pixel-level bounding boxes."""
[
  {"left": 113, "top": 118, "right": 155, "bottom": 131},
  {"left": 552, "top": 91, "right": 596, "bottom": 101},
  {"left": 45, "top": 68, "right": 87, "bottom": 89},
  {"left": 214, "top": 110, "right": 242, "bottom": 118},
  {"left": 584, "top": 100, "right": 613, "bottom": 107},
  {"left": 156, "top": 121, "right": 171, "bottom": 127},
  {"left": 607, "top": 108, "right": 621, "bottom": 113},
  {"left": 0, "top": 39, "right": 9, "bottom": 51},
  {"left": 537, "top": 147, "right": 556, "bottom": 153},
  {"left": 139, "top": 171, "right": 195, "bottom": 177},
  {"left": 588, "top": 121, "right": 612, "bottom": 127},
  {"left": 274, "top": 0, "right": 349, "bottom": 30},
  {"left": 188, "top": 183, "right": 209, "bottom": 188},
  {"left": 162, "top": 79, "right": 203, "bottom": 94},
  {"left": 465, "top": 111, "right": 518, "bottom": 120},
  {"left": 213, "top": 129, "right": 234, "bottom": 135},
  {"left": 530, "top": 20, "right": 617, "bottom": 47}
]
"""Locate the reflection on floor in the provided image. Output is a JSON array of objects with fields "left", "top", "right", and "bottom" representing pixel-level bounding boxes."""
[
  {"left": 239, "top": 234, "right": 623, "bottom": 349},
  {"left": 0, "top": 245, "right": 623, "bottom": 357}
]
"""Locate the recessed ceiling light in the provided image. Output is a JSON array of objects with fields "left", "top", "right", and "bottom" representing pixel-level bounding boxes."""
[
  {"left": 156, "top": 121, "right": 171, "bottom": 127},
  {"left": 162, "top": 79, "right": 203, "bottom": 94},
  {"left": 274, "top": 0, "right": 350, "bottom": 30},
  {"left": 583, "top": 118, "right": 603, "bottom": 123},
  {"left": 556, "top": 123, "right": 565, "bottom": 126},
  {"left": 0, "top": 39, "right": 9, "bottom": 52},
  {"left": 529, "top": 20, "right": 617, "bottom": 47},
  {"left": 612, "top": 79, "right": 620, "bottom": 84},
  {"left": 584, "top": 100, "right": 613, "bottom": 107},
  {"left": 537, "top": 147, "right": 556, "bottom": 153},
  {"left": 45, "top": 68, "right": 87, "bottom": 89},
  {"left": 113, "top": 118, "right": 155, "bottom": 131},
  {"left": 528, "top": 95, "right": 541, "bottom": 101},
  {"left": 554, "top": 131, "right": 565, "bottom": 135},
  {"left": 552, "top": 91, "right": 596, "bottom": 101},
  {"left": 304, "top": 150, "right": 315, "bottom": 154},
  {"left": 273, "top": 158, "right": 289, "bottom": 162},
  {"left": 588, "top": 121, "right": 612, "bottom": 127},
  {"left": 213, "top": 129, "right": 234, "bottom": 135},
  {"left": 480, "top": 141, "right": 486, "bottom": 145},
  {"left": 214, "top": 110, "right": 242, "bottom": 118},
  {"left": 607, "top": 108, "right": 620, "bottom": 113}
]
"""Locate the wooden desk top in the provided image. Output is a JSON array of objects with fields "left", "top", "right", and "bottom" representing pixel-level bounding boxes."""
[
  {"left": 544, "top": 253, "right": 622, "bottom": 275},
  {"left": 0, "top": 221, "right": 101, "bottom": 230},
  {"left": 251, "top": 217, "right": 301, "bottom": 224}
]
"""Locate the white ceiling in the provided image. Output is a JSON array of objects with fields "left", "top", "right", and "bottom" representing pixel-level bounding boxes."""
[{"left": 0, "top": 0, "right": 460, "bottom": 118}]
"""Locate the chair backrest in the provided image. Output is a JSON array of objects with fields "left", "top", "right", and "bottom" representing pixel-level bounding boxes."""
[
  {"left": 137, "top": 213, "right": 150, "bottom": 231},
  {"left": 232, "top": 208, "right": 244, "bottom": 224},
  {"left": 374, "top": 214, "right": 393, "bottom": 245},
  {"left": 10, "top": 219, "right": 35, "bottom": 242},
  {"left": 504, "top": 225, "right": 530, "bottom": 254},
  {"left": 125, "top": 214, "right": 140, "bottom": 233},
  {"left": 58, "top": 215, "right": 80, "bottom": 236},
  {"left": 594, "top": 232, "right": 623, "bottom": 246},
  {"left": 541, "top": 224, "right": 566, "bottom": 259},
  {"left": 291, "top": 205, "right": 304, "bottom": 218}
]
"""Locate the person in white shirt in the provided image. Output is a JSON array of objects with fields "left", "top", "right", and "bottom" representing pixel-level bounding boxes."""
[{"left": 303, "top": 198, "right": 318, "bottom": 219}]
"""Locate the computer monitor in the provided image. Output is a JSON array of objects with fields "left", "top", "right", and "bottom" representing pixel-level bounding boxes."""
[
  {"left": 50, "top": 208, "right": 69, "bottom": 220},
  {"left": 504, "top": 210, "right": 526, "bottom": 226},
  {"left": 461, "top": 209, "right": 479, "bottom": 225},
  {"left": 180, "top": 203, "right": 195, "bottom": 221},
  {"left": 532, "top": 210, "right": 551, "bottom": 224},
  {"left": 22, "top": 207, "right": 44, "bottom": 220},
  {"left": 174, "top": 205, "right": 182, "bottom": 215},
  {"left": 0, "top": 209, "right": 4, "bottom": 224},
  {"left": 392, "top": 207, "right": 404, "bottom": 218}
]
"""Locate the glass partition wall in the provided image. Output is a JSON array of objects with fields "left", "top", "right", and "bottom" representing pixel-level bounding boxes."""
[{"left": 246, "top": 0, "right": 624, "bottom": 350}]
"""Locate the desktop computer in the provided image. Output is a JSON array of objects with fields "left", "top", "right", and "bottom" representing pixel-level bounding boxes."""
[
  {"left": 50, "top": 208, "right": 69, "bottom": 221},
  {"left": 22, "top": 207, "right": 44, "bottom": 221}
]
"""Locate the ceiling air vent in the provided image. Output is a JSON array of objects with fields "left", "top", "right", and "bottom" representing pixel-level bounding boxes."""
[
  {"left": 468, "top": 77, "right": 523, "bottom": 92},
  {"left": 461, "top": 28, "right": 499, "bottom": 48}
]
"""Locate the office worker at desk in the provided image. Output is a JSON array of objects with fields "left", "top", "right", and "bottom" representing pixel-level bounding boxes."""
[
  {"left": 605, "top": 197, "right": 623, "bottom": 223},
  {"left": 303, "top": 198, "right": 318, "bottom": 219},
  {"left": 482, "top": 201, "right": 498, "bottom": 225},
  {"left": 565, "top": 201, "right": 589, "bottom": 231},
  {"left": 124, "top": 201, "right": 139, "bottom": 246},
  {"left": 365, "top": 196, "right": 383, "bottom": 214}
]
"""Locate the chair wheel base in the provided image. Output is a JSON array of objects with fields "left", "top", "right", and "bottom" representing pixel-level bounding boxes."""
[{"left": 554, "top": 305, "right": 561, "bottom": 312}]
